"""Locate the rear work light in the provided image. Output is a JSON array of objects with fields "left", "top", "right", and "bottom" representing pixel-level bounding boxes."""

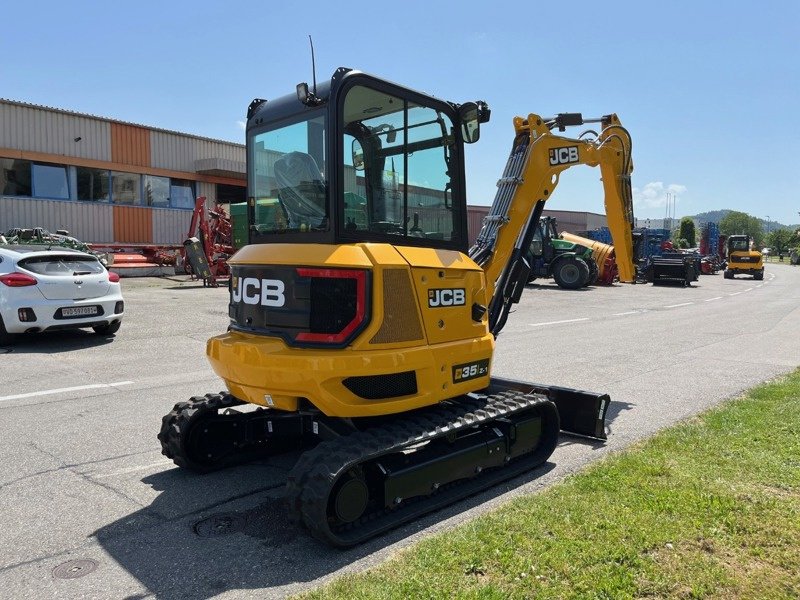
[
  {"left": 0, "top": 272, "right": 38, "bottom": 287},
  {"left": 108, "top": 271, "right": 121, "bottom": 283}
]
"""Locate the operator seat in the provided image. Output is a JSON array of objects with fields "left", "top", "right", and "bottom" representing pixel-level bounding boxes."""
[{"left": 273, "top": 152, "right": 327, "bottom": 230}]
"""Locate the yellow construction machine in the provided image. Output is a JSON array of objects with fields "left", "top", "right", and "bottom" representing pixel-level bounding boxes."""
[
  {"left": 159, "top": 68, "right": 635, "bottom": 546},
  {"left": 724, "top": 234, "right": 764, "bottom": 279}
]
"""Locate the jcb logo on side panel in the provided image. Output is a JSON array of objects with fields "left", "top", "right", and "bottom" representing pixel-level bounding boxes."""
[
  {"left": 548, "top": 146, "right": 579, "bottom": 166},
  {"left": 428, "top": 288, "right": 466, "bottom": 308}
]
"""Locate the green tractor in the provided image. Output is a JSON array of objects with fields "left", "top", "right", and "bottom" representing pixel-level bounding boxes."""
[{"left": 526, "top": 217, "right": 598, "bottom": 289}]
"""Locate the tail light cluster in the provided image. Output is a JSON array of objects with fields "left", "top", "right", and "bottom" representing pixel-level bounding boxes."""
[
  {"left": 296, "top": 268, "right": 367, "bottom": 345},
  {"left": 108, "top": 271, "right": 121, "bottom": 283},
  {"left": 0, "top": 272, "right": 38, "bottom": 287},
  {"left": 228, "top": 266, "right": 370, "bottom": 348}
]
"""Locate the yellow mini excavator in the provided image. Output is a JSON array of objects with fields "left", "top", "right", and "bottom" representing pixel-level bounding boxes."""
[{"left": 159, "top": 68, "right": 635, "bottom": 547}]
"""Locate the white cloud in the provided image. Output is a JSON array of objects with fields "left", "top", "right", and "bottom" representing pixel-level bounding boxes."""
[
  {"left": 633, "top": 181, "right": 688, "bottom": 209},
  {"left": 236, "top": 120, "right": 246, "bottom": 131}
]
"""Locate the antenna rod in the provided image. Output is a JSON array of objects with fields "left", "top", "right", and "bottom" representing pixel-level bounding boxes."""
[{"left": 309, "top": 35, "right": 317, "bottom": 95}]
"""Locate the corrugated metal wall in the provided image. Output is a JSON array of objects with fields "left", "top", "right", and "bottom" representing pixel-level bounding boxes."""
[
  {"left": 111, "top": 123, "right": 150, "bottom": 167},
  {"left": 467, "top": 205, "right": 489, "bottom": 245},
  {"left": 113, "top": 206, "right": 153, "bottom": 243},
  {"left": 197, "top": 182, "right": 216, "bottom": 202},
  {"left": 0, "top": 198, "right": 190, "bottom": 245},
  {"left": 150, "top": 131, "right": 244, "bottom": 172},
  {"left": 0, "top": 197, "right": 113, "bottom": 242},
  {"left": 0, "top": 102, "right": 110, "bottom": 161},
  {"left": 152, "top": 209, "right": 189, "bottom": 244}
]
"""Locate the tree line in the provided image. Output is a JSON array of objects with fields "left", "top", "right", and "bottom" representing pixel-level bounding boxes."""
[{"left": 671, "top": 211, "right": 799, "bottom": 256}]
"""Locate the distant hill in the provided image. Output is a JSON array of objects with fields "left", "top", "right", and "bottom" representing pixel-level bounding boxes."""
[
  {"left": 690, "top": 210, "right": 797, "bottom": 230},
  {"left": 691, "top": 210, "right": 731, "bottom": 224}
]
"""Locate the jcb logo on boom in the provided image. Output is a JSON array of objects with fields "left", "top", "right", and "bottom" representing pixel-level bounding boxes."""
[
  {"left": 428, "top": 288, "right": 466, "bottom": 308},
  {"left": 231, "top": 277, "right": 286, "bottom": 307},
  {"left": 549, "top": 146, "right": 579, "bottom": 166}
]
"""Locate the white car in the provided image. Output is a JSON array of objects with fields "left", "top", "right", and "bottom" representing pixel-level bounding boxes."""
[{"left": 0, "top": 245, "right": 124, "bottom": 344}]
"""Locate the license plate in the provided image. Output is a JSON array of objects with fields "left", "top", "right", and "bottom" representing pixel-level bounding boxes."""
[{"left": 62, "top": 306, "right": 98, "bottom": 317}]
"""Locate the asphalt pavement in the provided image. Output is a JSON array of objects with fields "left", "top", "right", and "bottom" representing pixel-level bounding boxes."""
[{"left": 1, "top": 264, "right": 798, "bottom": 599}]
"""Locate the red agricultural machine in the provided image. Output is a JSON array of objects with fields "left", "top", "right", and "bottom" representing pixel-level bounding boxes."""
[{"left": 182, "top": 197, "right": 235, "bottom": 287}]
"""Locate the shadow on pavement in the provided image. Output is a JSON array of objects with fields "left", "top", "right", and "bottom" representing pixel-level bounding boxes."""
[
  {"left": 92, "top": 455, "right": 569, "bottom": 599},
  {"left": 0, "top": 329, "right": 116, "bottom": 354}
]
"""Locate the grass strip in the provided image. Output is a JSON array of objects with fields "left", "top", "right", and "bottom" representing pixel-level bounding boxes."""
[{"left": 300, "top": 370, "right": 800, "bottom": 599}]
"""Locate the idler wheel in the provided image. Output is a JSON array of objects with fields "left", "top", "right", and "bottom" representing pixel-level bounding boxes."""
[{"left": 333, "top": 473, "right": 369, "bottom": 523}]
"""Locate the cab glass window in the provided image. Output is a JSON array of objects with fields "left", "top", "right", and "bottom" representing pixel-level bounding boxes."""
[
  {"left": 341, "top": 85, "right": 458, "bottom": 243},
  {"left": 250, "top": 115, "right": 328, "bottom": 233}
]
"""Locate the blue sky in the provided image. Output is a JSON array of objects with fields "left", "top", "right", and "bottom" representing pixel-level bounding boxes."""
[{"left": 3, "top": 1, "right": 798, "bottom": 225}]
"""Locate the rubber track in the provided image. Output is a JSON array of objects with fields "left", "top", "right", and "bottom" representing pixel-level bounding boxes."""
[
  {"left": 285, "top": 391, "right": 558, "bottom": 547},
  {"left": 158, "top": 392, "right": 247, "bottom": 472}
]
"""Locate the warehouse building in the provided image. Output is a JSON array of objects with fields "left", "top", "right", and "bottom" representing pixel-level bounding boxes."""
[
  {"left": 0, "top": 99, "right": 246, "bottom": 244},
  {"left": 1, "top": 98, "right": 610, "bottom": 249},
  {"left": 466, "top": 205, "right": 608, "bottom": 244}
]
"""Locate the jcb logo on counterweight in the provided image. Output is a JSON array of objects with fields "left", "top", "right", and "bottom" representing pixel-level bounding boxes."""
[
  {"left": 231, "top": 277, "right": 286, "bottom": 307},
  {"left": 428, "top": 288, "right": 466, "bottom": 308},
  {"left": 549, "top": 146, "right": 579, "bottom": 166}
]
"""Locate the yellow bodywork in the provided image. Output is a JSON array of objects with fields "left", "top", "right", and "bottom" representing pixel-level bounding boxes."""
[
  {"left": 479, "top": 114, "right": 635, "bottom": 289},
  {"left": 207, "top": 243, "right": 495, "bottom": 417},
  {"left": 728, "top": 250, "right": 763, "bottom": 273}
]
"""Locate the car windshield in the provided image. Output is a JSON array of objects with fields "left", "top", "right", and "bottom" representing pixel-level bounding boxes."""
[{"left": 19, "top": 255, "right": 105, "bottom": 276}]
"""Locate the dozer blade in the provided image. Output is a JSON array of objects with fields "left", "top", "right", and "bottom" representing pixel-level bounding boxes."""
[{"left": 486, "top": 376, "right": 609, "bottom": 440}]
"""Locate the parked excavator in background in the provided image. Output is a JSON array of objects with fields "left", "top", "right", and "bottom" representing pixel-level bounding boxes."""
[
  {"left": 724, "top": 234, "right": 764, "bottom": 279},
  {"left": 159, "top": 68, "right": 635, "bottom": 546}
]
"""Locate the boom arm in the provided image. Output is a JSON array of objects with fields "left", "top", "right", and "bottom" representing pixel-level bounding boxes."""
[{"left": 469, "top": 113, "right": 635, "bottom": 336}]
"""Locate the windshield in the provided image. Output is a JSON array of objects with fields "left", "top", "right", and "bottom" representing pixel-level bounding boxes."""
[
  {"left": 341, "top": 85, "right": 459, "bottom": 243},
  {"left": 729, "top": 238, "right": 749, "bottom": 251},
  {"left": 250, "top": 114, "right": 328, "bottom": 233}
]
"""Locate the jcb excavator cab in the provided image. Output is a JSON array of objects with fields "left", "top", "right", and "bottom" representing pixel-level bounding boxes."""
[{"left": 246, "top": 68, "right": 488, "bottom": 250}]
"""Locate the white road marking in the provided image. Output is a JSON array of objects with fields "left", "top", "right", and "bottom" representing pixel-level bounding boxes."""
[
  {"left": 665, "top": 302, "right": 694, "bottom": 308},
  {"left": 530, "top": 318, "right": 589, "bottom": 327},
  {"left": 705, "top": 296, "right": 723, "bottom": 302},
  {"left": 756, "top": 284, "right": 763, "bottom": 288},
  {"left": 613, "top": 311, "right": 640, "bottom": 316},
  {"left": 0, "top": 381, "right": 134, "bottom": 402},
  {"left": 744, "top": 288, "right": 753, "bottom": 292},
  {"left": 729, "top": 292, "right": 742, "bottom": 296}
]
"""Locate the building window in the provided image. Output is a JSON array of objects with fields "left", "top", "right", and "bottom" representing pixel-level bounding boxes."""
[
  {"left": 111, "top": 171, "right": 140, "bottom": 205},
  {"left": 1, "top": 158, "right": 32, "bottom": 196},
  {"left": 170, "top": 179, "right": 195, "bottom": 209},
  {"left": 32, "top": 163, "right": 70, "bottom": 199},
  {"left": 216, "top": 183, "right": 246, "bottom": 204},
  {"left": 144, "top": 175, "right": 170, "bottom": 207},
  {"left": 77, "top": 167, "right": 110, "bottom": 201}
]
